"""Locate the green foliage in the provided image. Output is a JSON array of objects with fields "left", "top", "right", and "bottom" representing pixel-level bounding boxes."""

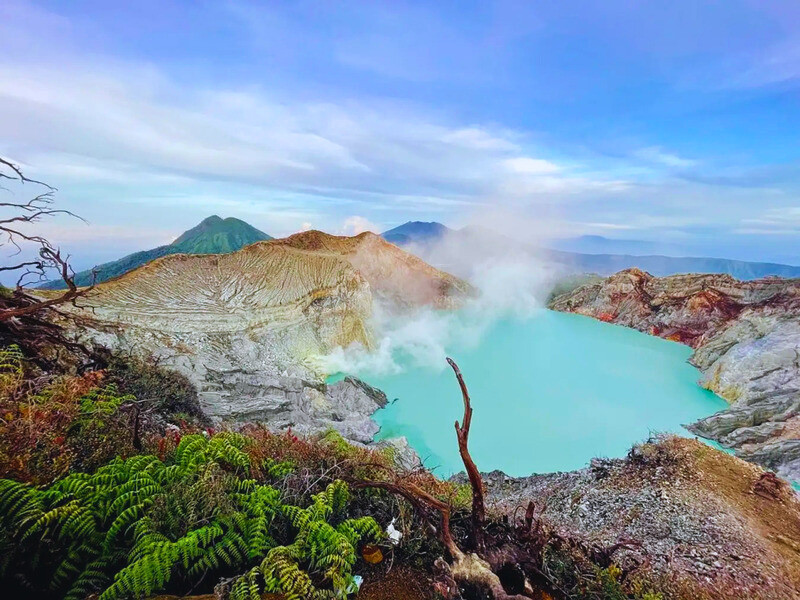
[
  {"left": 0, "top": 344, "right": 24, "bottom": 396},
  {"left": 589, "top": 565, "right": 663, "bottom": 600},
  {"left": 231, "top": 480, "right": 383, "bottom": 600},
  {"left": 594, "top": 565, "right": 628, "bottom": 600},
  {"left": 104, "top": 355, "right": 205, "bottom": 421},
  {"left": 541, "top": 547, "right": 663, "bottom": 600},
  {"left": 262, "top": 457, "right": 296, "bottom": 481},
  {"left": 0, "top": 432, "right": 380, "bottom": 600},
  {"left": 73, "top": 385, "right": 134, "bottom": 433}
]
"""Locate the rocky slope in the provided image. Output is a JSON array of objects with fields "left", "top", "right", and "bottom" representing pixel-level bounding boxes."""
[
  {"left": 482, "top": 436, "right": 800, "bottom": 600},
  {"left": 550, "top": 268, "right": 800, "bottom": 481},
  {"left": 279, "top": 229, "right": 472, "bottom": 308},
  {"left": 62, "top": 231, "right": 470, "bottom": 439},
  {"left": 42, "top": 215, "right": 272, "bottom": 289}
]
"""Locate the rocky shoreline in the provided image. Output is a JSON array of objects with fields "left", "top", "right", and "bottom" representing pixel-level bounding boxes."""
[{"left": 549, "top": 268, "right": 800, "bottom": 482}]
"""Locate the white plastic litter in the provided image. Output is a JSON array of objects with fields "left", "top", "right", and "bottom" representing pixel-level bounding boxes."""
[
  {"left": 346, "top": 575, "right": 363, "bottom": 594},
  {"left": 386, "top": 518, "right": 402, "bottom": 545}
]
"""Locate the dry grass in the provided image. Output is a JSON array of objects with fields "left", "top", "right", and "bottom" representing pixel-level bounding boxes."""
[
  {"left": 625, "top": 436, "right": 800, "bottom": 599},
  {"left": 689, "top": 439, "right": 800, "bottom": 594}
]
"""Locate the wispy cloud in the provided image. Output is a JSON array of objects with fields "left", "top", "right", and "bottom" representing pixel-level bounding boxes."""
[
  {"left": 736, "top": 206, "right": 800, "bottom": 234},
  {"left": 634, "top": 146, "right": 698, "bottom": 169},
  {"left": 0, "top": 53, "right": 627, "bottom": 223},
  {"left": 503, "top": 157, "right": 560, "bottom": 175}
]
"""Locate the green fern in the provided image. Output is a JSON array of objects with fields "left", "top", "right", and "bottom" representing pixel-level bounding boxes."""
[
  {"left": 0, "top": 344, "right": 24, "bottom": 396},
  {"left": 0, "top": 433, "right": 382, "bottom": 599}
]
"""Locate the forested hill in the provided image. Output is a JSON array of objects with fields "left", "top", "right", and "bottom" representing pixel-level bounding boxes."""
[{"left": 41, "top": 215, "right": 272, "bottom": 288}]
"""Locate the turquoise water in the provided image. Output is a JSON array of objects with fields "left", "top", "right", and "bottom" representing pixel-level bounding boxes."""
[{"left": 337, "top": 310, "right": 729, "bottom": 477}]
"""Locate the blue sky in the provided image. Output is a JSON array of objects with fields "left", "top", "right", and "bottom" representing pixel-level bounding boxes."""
[{"left": 1, "top": 0, "right": 800, "bottom": 270}]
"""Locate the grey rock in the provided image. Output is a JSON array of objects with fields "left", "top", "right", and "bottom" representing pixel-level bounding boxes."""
[
  {"left": 737, "top": 439, "right": 800, "bottom": 482},
  {"left": 374, "top": 436, "right": 423, "bottom": 471},
  {"left": 483, "top": 436, "right": 800, "bottom": 599},
  {"left": 550, "top": 269, "right": 800, "bottom": 481}
]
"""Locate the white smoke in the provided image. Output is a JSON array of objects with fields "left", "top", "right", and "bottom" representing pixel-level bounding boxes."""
[
  {"left": 321, "top": 223, "right": 562, "bottom": 377},
  {"left": 322, "top": 304, "right": 461, "bottom": 376}
]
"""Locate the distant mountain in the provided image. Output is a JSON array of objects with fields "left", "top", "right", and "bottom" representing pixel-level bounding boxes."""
[
  {"left": 41, "top": 215, "right": 272, "bottom": 289},
  {"left": 381, "top": 221, "right": 800, "bottom": 280},
  {"left": 546, "top": 249, "right": 800, "bottom": 280},
  {"left": 548, "top": 235, "right": 682, "bottom": 256},
  {"left": 171, "top": 215, "right": 272, "bottom": 253},
  {"left": 381, "top": 221, "right": 452, "bottom": 246}
]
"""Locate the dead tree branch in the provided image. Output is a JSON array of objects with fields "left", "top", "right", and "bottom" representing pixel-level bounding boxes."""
[
  {"left": 350, "top": 359, "right": 647, "bottom": 599},
  {"left": 0, "top": 157, "right": 55, "bottom": 190},
  {"left": 353, "top": 358, "right": 531, "bottom": 600},
  {"left": 0, "top": 157, "right": 94, "bottom": 322},
  {"left": 448, "top": 355, "right": 486, "bottom": 551},
  {"left": 350, "top": 478, "right": 461, "bottom": 559}
]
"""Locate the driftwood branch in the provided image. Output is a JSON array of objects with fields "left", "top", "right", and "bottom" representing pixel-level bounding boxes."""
[{"left": 448, "top": 355, "right": 486, "bottom": 551}]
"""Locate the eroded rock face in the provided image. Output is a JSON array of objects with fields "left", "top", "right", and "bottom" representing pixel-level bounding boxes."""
[
  {"left": 277, "top": 230, "right": 473, "bottom": 308},
  {"left": 290, "top": 376, "right": 388, "bottom": 443},
  {"left": 550, "top": 269, "right": 800, "bottom": 481},
  {"left": 64, "top": 231, "right": 470, "bottom": 439}
]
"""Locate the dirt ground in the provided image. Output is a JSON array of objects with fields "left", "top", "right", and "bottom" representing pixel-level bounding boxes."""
[{"left": 357, "top": 566, "right": 434, "bottom": 600}]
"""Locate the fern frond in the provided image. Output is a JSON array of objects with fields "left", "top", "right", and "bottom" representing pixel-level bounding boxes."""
[{"left": 1, "top": 433, "right": 378, "bottom": 600}]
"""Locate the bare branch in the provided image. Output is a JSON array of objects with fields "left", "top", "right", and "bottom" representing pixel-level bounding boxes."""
[
  {"left": 0, "top": 157, "right": 91, "bottom": 321},
  {"left": 351, "top": 478, "right": 461, "bottom": 558},
  {"left": 447, "top": 356, "right": 486, "bottom": 551},
  {"left": 0, "top": 157, "right": 56, "bottom": 190},
  {"left": 0, "top": 261, "right": 43, "bottom": 273}
]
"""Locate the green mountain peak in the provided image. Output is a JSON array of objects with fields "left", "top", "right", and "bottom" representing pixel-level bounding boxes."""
[{"left": 40, "top": 216, "right": 273, "bottom": 289}]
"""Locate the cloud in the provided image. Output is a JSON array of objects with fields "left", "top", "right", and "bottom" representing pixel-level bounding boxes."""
[
  {"left": 2, "top": 0, "right": 799, "bottom": 266},
  {"left": 736, "top": 206, "right": 800, "bottom": 234},
  {"left": 442, "top": 128, "right": 520, "bottom": 151},
  {"left": 0, "top": 62, "right": 547, "bottom": 194},
  {"left": 503, "top": 157, "right": 560, "bottom": 174},
  {"left": 0, "top": 49, "right": 633, "bottom": 233},
  {"left": 634, "top": 146, "right": 697, "bottom": 169},
  {"left": 578, "top": 222, "right": 637, "bottom": 231},
  {"left": 341, "top": 216, "right": 380, "bottom": 235},
  {"left": 721, "top": 38, "right": 800, "bottom": 90}
]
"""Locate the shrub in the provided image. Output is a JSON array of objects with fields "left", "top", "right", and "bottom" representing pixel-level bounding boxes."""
[
  {"left": 241, "top": 425, "right": 469, "bottom": 509},
  {"left": 0, "top": 432, "right": 382, "bottom": 600},
  {"left": 540, "top": 546, "right": 664, "bottom": 600},
  {"left": 104, "top": 355, "right": 206, "bottom": 422},
  {"left": 0, "top": 359, "right": 133, "bottom": 484}
]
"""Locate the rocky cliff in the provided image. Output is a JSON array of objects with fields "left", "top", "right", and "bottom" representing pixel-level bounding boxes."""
[
  {"left": 63, "top": 231, "right": 470, "bottom": 439},
  {"left": 550, "top": 268, "right": 800, "bottom": 481}
]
